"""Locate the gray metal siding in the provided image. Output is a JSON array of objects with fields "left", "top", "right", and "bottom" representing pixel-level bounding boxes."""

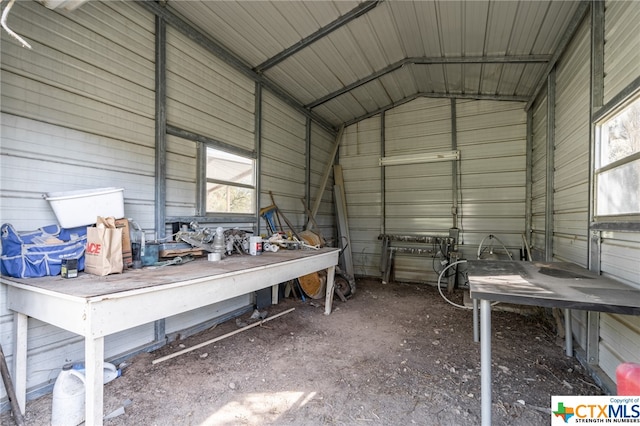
[
  {"left": 456, "top": 100, "right": 527, "bottom": 261},
  {"left": 603, "top": 0, "right": 640, "bottom": 105},
  {"left": 553, "top": 17, "right": 590, "bottom": 266},
  {"left": 260, "top": 91, "right": 307, "bottom": 230},
  {"left": 340, "top": 116, "right": 382, "bottom": 277},
  {"left": 166, "top": 26, "right": 255, "bottom": 152},
  {"left": 384, "top": 98, "right": 453, "bottom": 282}
]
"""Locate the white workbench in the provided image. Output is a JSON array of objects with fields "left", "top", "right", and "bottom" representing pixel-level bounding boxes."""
[{"left": 3, "top": 247, "right": 339, "bottom": 425}]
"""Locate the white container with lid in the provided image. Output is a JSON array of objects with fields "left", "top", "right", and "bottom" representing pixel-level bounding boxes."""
[{"left": 43, "top": 187, "right": 124, "bottom": 228}]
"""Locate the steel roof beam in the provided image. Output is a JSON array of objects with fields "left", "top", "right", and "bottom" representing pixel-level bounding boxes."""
[
  {"left": 254, "top": 0, "right": 381, "bottom": 74},
  {"left": 525, "top": 1, "right": 590, "bottom": 111},
  {"left": 137, "top": 0, "right": 337, "bottom": 133},
  {"left": 343, "top": 92, "right": 529, "bottom": 128},
  {"left": 307, "top": 55, "right": 551, "bottom": 109}
]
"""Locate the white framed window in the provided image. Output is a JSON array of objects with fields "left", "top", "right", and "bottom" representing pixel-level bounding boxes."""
[
  {"left": 205, "top": 147, "right": 256, "bottom": 215},
  {"left": 594, "top": 94, "right": 640, "bottom": 220}
]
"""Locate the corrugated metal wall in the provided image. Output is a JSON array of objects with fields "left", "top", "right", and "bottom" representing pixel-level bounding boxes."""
[
  {"left": 596, "top": 0, "right": 640, "bottom": 382},
  {"left": 530, "top": 93, "right": 548, "bottom": 260},
  {"left": 553, "top": 18, "right": 590, "bottom": 267},
  {"left": 260, "top": 91, "right": 307, "bottom": 231},
  {"left": 456, "top": 100, "right": 527, "bottom": 261},
  {"left": 339, "top": 116, "right": 382, "bottom": 277},
  {"left": 0, "top": 1, "right": 157, "bottom": 400},
  {"left": 340, "top": 97, "right": 526, "bottom": 281},
  {"left": 602, "top": 0, "right": 640, "bottom": 105},
  {"left": 384, "top": 98, "right": 453, "bottom": 282}
]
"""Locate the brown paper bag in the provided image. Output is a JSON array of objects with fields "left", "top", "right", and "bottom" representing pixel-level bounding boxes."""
[{"left": 85, "top": 216, "right": 123, "bottom": 276}]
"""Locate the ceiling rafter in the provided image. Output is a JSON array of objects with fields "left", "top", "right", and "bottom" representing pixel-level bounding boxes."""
[
  {"left": 343, "top": 92, "right": 530, "bottom": 128},
  {"left": 306, "top": 55, "right": 551, "bottom": 109},
  {"left": 253, "top": 0, "right": 382, "bottom": 74},
  {"left": 525, "top": 0, "right": 590, "bottom": 111}
]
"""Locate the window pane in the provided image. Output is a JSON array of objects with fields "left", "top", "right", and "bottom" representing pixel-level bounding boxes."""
[
  {"left": 206, "top": 147, "right": 254, "bottom": 185},
  {"left": 596, "top": 159, "right": 640, "bottom": 216},
  {"left": 206, "top": 183, "right": 255, "bottom": 214},
  {"left": 600, "top": 96, "right": 640, "bottom": 167}
]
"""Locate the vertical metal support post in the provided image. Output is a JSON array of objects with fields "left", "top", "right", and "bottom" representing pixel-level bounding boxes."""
[
  {"left": 564, "top": 308, "right": 573, "bottom": 356},
  {"left": 305, "top": 116, "right": 312, "bottom": 228},
  {"left": 451, "top": 99, "right": 458, "bottom": 229},
  {"left": 154, "top": 15, "right": 167, "bottom": 239},
  {"left": 545, "top": 68, "right": 556, "bottom": 263},
  {"left": 587, "top": 1, "right": 604, "bottom": 366},
  {"left": 480, "top": 299, "right": 492, "bottom": 426},
  {"left": 255, "top": 82, "right": 263, "bottom": 234},
  {"left": 380, "top": 111, "right": 386, "bottom": 236},
  {"left": 473, "top": 298, "right": 479, "bottom": 343},
  {"left": 525, "top": 109, "right": 533, "bottom": 252},
  {"left": 587, "top": 233, "right": 602, "bottom": 364},
  {"left": 591, "top": 1, "right": 605, "bottom": 112},
  {"left": 153, "top": 15, "right": 168, "bottom": 345}
]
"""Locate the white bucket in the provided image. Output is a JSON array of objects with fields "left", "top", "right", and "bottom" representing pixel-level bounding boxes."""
[{"left": 51, "top": 364, "right": 85, "bottom": 426}]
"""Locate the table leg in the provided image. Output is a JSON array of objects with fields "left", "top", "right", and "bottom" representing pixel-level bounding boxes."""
[
  {"left": 473, "top": 298, "right": 479, "bottom": 343},
  {"left": 324, "top": 265, "right": 336, "bottom": 315},
  {"left": 12, "top": 312, "right": 28, "bottom": 414},
  {"left": 480, "top": 299, "right": 492, "bottom": 426},
  {"left": 271, "top": 284, "right": 279, "bottom": 305},
  {"left": 85, "top": 336, "right": 105, "bottom": 426},
  {"left": 564, "top": 308, "right": 573, "bottom": 356}
]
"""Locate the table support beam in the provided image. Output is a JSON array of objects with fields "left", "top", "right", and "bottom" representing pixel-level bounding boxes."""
[
  {"left": 85, "top": 336, "right": 105, "bottom": 426},
  {"left": 473, "top": 298, "right": 479, "bottom": 343},
  {"left": 12, "top": 312, "right": 28, "bottom": 414},
  {"left": 564, "top": 308, "right": 573, "bottom": 356},
  {"left": 480, "top": 299, "right": 492, "bottom": 426}
]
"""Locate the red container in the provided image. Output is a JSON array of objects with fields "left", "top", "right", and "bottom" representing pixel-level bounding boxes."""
[{"left": 616, "top": 362, "right": 640, "bottom": 395}]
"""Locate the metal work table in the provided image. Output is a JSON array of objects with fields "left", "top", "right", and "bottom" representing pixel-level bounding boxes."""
[
  {"left": 467, "top": 260, "right": 640, "bottom": 426},
  {"left": 3, "top": 247, "right": 339, "bottom": 425}
]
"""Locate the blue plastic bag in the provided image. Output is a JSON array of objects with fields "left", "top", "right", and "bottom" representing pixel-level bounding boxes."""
[{"left": 1, "top": 223, "right": 87, "bottom": 278}]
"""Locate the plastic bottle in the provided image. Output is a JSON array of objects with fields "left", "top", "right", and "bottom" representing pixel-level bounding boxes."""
[{"left": 51, "top": 363, "right": 85, "bottom": 426}]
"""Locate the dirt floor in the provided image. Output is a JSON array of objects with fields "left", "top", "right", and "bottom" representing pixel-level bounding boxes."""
[{"left": 2, "top": 277, "right": 604, "bottom": 426}]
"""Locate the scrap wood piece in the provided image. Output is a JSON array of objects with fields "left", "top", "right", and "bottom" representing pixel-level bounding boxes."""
[
  {"left": 307, "top": 125, "right": 345, "bottom": 230},
  {"left": 152, "top": 308, "right": 295, "bottom": 365}
]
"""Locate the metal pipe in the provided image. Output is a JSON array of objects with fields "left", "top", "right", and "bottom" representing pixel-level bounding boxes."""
[
  {"left": 473, "top": 298, "right": 479, "bottom": 343},
  {"left": 565, "top": 308, "right": 573, "bottom": 356},
  {"left": 480, "top": 299, "right": 492, "bottom": 426}
]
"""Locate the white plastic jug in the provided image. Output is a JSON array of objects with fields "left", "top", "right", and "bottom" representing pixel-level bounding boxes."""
[
  {"left": 51, "top": 361, "right": 121, "bottom": 426},
  {"left": 71, "top": 361, "right": 121, "bottom": 384},
  {"left": 51, "top": 363, "right": 85, "bottom": 426}
]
